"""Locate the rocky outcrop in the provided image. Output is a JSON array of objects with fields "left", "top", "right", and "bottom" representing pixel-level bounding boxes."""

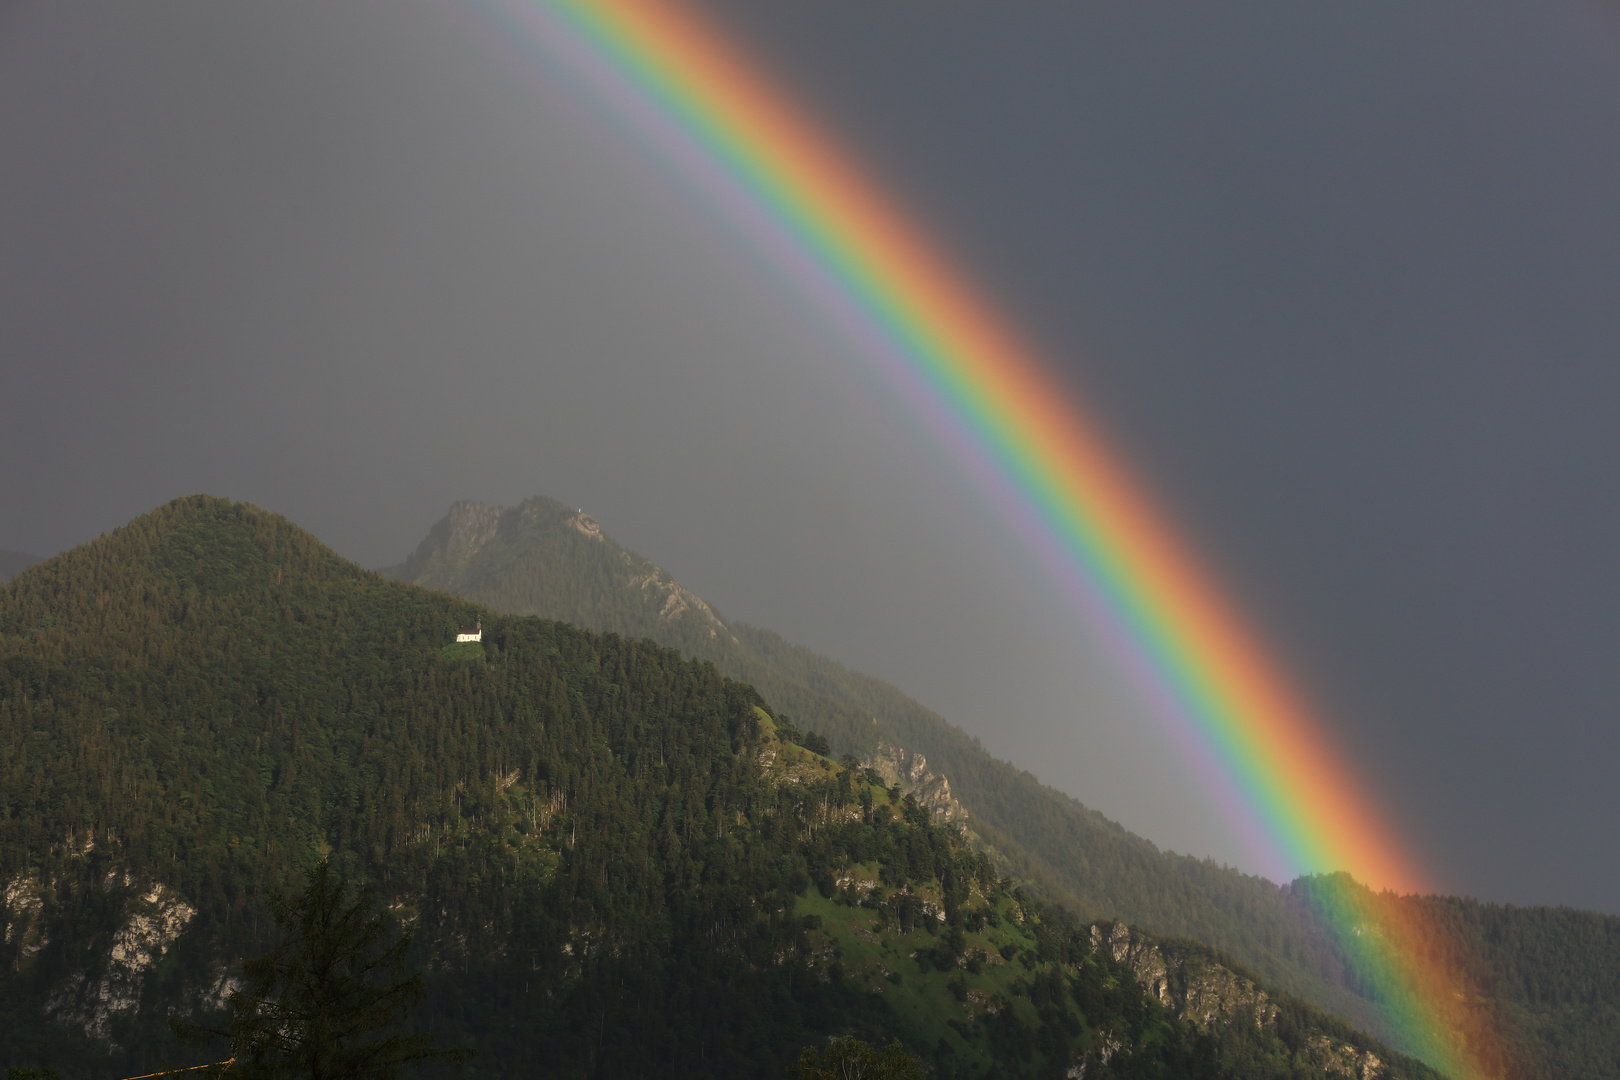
[
  {"left": 1306, "top": 1034, "right": 1389, "bottom": 1080},
  {"left": 45, "top": 875, "right": 196, "bottom": 1044},
  {"left": 562, "top": 509, "right": 602, "bottom": 540},
  {"left": 963, "top": 987, "right": 1006, "bottom": 1020},
  {"left": 440, "top": 500, "right": 503, "bottom": 565},
  {"left": 388, "top": 497, "right": 734, "bottom": 641},
  {"left": 1065, "top": 1032, "right": 1126, "bottom": 1079},
  {"left": 834, "top": 869, "right": 880, "bottom": 901},
  {"left": 2, "top": 871, "right": 47, "bottom": 963},
  {"left": 863, "top": 742, "right": 968, "bottom": 826},
  {"left": 1093, "top": 922, "right": 1403, "bottom": 1079},
  {"left": 618, "top": 551, "right": 727, "bottom": 635},
  {"left": 1093, "top": 922, "right": 1276, "bottom": 1032},
  {"left": 388, "top": 499, "right": 503, "bottom": 590},
  {"left": 198, "top": 966, "right": 242, "bottom": 1014}
]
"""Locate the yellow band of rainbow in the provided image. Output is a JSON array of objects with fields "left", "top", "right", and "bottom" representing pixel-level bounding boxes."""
[{"left": 480, "top": 3, "right": 1512, "bottom": 1073}]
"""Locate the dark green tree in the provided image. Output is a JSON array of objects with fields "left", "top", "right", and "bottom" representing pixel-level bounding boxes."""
[
  {"left": 787, "top": 1037, "right": 926, "bottom": 1080},
  {"left": 179, "top": 861, "right": 471, "bottom": 1080}
]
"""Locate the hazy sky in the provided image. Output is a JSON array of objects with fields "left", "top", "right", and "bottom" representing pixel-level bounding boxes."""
[{"left": 3, "top": 2, "right": 1618, "bottom": 912}]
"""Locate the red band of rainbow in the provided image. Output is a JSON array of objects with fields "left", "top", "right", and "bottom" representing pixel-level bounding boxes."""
[{"left": 477, "top": 2, "right": 1512, "bottom": 1074}]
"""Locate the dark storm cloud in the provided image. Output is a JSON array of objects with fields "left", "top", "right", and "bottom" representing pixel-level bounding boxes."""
[
  {"left": 694, "top": 0, "right": 1620, "bottom": 907},
  {"left": 2, "top": 2, "right": 1617, "bottom": 909}
]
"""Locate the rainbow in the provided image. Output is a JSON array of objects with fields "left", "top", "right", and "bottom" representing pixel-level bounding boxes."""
[{"left": 481, "top": 1, "right": 1507, "bottom": 1074}]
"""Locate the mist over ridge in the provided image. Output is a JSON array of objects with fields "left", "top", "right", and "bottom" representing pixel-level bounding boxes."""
[
  {"left": 378, "top": 492, "right": 1620, "bottom": 1075},
  {"left": 0, "top": 493, "right": 1512, "bottom": 1079},
  {"left": 2, "top": 0, "right": 1618, "bottom": 920}
]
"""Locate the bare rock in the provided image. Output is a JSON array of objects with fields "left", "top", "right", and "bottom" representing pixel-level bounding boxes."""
[
  {"left": 47, "top": 876, "right": 195, "bottom": 1044},
  {"left": 863, "top": 742, "right": 969, "bottom": 825}
]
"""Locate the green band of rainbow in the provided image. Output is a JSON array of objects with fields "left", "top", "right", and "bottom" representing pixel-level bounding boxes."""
[{"left": 484, "top": 2, "right": 1509, "bottom": 1074}]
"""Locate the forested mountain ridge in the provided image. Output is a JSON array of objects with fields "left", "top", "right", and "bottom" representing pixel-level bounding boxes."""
[
  {"left": 384, "top": 495, "right": 1620, "bottom": 1079},
  {"left": 0, "top": 495, "right": 1445, "bottom": 1078}
]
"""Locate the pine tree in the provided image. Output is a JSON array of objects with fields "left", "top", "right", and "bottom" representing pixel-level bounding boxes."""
[{"left": 178, "top": 861, "right": 471, "bottom": 1080}]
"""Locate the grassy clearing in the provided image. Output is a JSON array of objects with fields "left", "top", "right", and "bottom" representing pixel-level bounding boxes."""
[
  {"left": 438, "top": 640, "right": 486, "bottom": 662},
  {"left": 796, "top": 883, "right": 1049, "bottom": 1072}
]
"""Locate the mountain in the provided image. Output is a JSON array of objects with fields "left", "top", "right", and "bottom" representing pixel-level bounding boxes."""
[
  {"left": 0, "top": 496, "right": 1444, "bottom": 1079},
  {"left": 385, "top": 496, "right": 1620, "bottom": 1079},
  {"left": 0, "top": 550, "right": 40, "bottom": 584}
]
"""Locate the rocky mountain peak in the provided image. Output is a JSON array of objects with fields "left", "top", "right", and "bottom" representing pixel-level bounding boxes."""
[
  {"left": 566, "top": 510, "right": 603, "bottom": 541},
  {"left": 442, "top": 500, "right": 502, "bottom": 563},
  {"left": 383, "top": 496, "right": 731, "bottom": 639}
]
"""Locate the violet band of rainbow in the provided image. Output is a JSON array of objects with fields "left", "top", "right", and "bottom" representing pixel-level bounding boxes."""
[
  {"left": 476, "top": 2, "right": 1507, "bottom": 1074},
  {"left": 525, "top": 0, "right": 1416, "bottom": 893}
]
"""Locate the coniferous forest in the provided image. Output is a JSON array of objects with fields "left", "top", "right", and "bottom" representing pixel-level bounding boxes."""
[
  {"left": 0, "top": 496, "right": 1478, "bottom": 1078},
  {"left": 383, "top": 497, "right": 1620, "bottom": 1080}
]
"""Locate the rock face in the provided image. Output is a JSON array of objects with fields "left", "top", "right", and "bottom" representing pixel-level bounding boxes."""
[
  {"left": 2, "top": 871, "right": 47, "bottom": 962},
  {"left": 615, "top": 547, "right": 725, "bottom": 633},
  {"left": 1094, "top": 921, "right": 1398, "bottom": 1079},
  {"left": 439, "top": 500, "right": 503, "bottom": 569},
  {"left": 1094, "top": 921, "right": 1276, "bottom": 1032},
  {"left": 863, "top": 742, "right": 968, "bottom": 826},
  {"left": 1306, "top": 1034, "right": 1390, "bottom": 1080},
  {"left": 16, "top": 873, "right": 197, "bottom": 1045},
  {"left": 5, "top": 858, "right": 201, "bottom": 1049},
  {"left": 561, "top": 507, "right": 602, "bottom": 541},
  {"left": 385, "top": 497, "right": 732, "bottom": 642}
]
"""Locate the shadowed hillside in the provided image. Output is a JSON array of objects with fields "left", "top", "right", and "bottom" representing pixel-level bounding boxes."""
[
  {"left": 0, "top": 496, "right": 1446, "bottom": 1079},
  {"left": 384, "top": 495, "right": 1620, "bottom": 1079}
]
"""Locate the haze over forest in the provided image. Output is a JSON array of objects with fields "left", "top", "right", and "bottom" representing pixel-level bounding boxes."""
[
  {"left": 2, "top": 0, "right": 1619, "bottom": 922},
  {"left": 4, "top": 495, "right": 1615, "bottom": 1079}
]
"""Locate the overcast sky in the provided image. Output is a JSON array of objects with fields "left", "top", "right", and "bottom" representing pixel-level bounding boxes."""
[{"left": 3, "top": 1, "right": 1618, "bottom": 912}]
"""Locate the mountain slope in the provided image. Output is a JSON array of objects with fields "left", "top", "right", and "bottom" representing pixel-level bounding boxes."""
[
  {"left": 0, "top": 496, "right": 1440, "bottom": 1079},
  {"left": 384, "top": 496, "right": 1620, "bottom": 1079}
]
